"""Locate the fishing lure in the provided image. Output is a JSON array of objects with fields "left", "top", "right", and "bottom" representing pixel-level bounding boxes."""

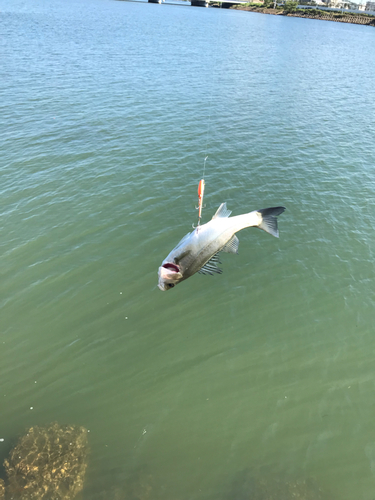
[{"left": 197, "top": 179, "right": 205, "bottom": 226}]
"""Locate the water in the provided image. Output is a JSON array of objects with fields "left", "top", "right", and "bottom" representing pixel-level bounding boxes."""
[{"left": 1, "top": 0, "right": 375, "bottom": 497}]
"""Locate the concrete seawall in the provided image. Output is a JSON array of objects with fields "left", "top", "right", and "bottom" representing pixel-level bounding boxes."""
[{"left": 228, "top": 5, "right": 375, "bottom": 26}]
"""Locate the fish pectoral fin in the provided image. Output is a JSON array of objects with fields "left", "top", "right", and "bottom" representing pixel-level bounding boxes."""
[
  {"left": 221, "top": 235, "right": 239, "bottom": 254},
  {"left": 198, "top": 253, "right": 223, "bottom": 275},
  {"left": 212, "top": 202, "right": 232, "bottom": 220}
]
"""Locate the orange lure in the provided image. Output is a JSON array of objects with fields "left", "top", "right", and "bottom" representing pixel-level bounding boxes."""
[{"left": 197, "top": 179, "right": 205, "bottom": 225}]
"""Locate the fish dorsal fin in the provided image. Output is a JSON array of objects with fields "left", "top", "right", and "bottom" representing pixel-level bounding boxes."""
[
  {"left": 198, "top": 253, "right": 223, "bottom": 275},
  {"left": 222, "top": 235, "right": 239, "bottom": 254},
  {"left": 212, "top": 203, "right": 232, "bottom": 220}
]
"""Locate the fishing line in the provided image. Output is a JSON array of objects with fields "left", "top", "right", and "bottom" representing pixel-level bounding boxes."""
[
  {"left": 201, "top": 2, "right": 223, "bottom": 182},
  {"left": 196, "top": 3, "right": 224, "bottom": 227}
]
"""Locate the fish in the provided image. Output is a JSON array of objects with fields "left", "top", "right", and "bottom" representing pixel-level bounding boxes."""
[{"left": 158, "top": 203, "right": 285, "bottom": 291}]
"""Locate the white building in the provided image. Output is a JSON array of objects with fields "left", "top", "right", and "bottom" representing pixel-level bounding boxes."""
[
  {"left": 328, "top": 0, "right": 368, "bottom": 8},
  {"left": 328, "top": 0, "right": 341, "bottom": 7},
  {"left": 365, "top": 0, "right": 375, "bottom": 9}
]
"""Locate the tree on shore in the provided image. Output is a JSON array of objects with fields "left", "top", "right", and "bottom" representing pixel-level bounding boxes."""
[{"left": 284, "top": 0, "right": 299, "bottom": 12}]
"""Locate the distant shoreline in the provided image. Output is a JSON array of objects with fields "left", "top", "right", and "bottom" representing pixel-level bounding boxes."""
[{"left": 218, "top": 5, "right": 375, "bottom": 26}]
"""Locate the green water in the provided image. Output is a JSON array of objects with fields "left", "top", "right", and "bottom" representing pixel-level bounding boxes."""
[{"left": 1, "top": 0, "right": 375, "bottom": 498}]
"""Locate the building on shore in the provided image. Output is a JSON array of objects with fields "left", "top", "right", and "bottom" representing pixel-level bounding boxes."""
[
  {"left": 327, "top": 0, "right": 367, "bottom": 8},
  {"left": 300, "top": 0, "right": 374, "bottom": 11},
  {"left": 327, "top": 0, "right": 347, "bottom": 7}
]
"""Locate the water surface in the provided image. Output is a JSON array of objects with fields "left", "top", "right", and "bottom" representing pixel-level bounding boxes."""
[{"left": 1, "top": 0, "right": 375, "bottom": 498}]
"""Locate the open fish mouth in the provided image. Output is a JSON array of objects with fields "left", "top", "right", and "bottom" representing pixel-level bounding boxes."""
[
  {"left": 158, "top": 262, "right": 182, "bottom": 291},
  {"left": 162, "top": 263, "right": 180, "bottom": 273}
]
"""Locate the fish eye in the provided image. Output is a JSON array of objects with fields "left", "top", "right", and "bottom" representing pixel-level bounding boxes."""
[{"left": 168, "top": 283, "right": 175, "bottom": 288}]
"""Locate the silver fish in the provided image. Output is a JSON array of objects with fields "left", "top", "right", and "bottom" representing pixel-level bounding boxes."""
[{"left": 158, "top": 203, "right": 285, "bottom": 291}]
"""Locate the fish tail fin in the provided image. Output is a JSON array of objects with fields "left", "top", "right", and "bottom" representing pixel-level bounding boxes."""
[{"left": 257, "top": 207, "right": 285, "bottom": 238}]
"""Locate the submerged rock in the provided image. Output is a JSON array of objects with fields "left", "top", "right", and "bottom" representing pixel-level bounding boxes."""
[
  {"left": 4, "top": 422, "right": 88, "bottom": 500},
  {"left": 0, "top": 479, "right": 5, "bottom": 499}
]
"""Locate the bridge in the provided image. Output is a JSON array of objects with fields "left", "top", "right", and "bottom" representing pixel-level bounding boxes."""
[{"left": 148, "top": 0, "right": 249, "bottom": 7}]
